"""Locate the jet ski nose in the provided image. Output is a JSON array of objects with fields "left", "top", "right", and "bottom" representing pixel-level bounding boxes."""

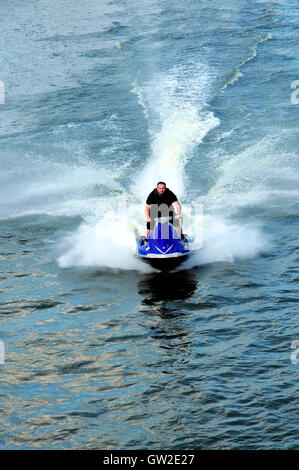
[
  {"left": 153, "top": 238, "right": 174, "bottom": 254},
  {"left": 159, "top": 239, "right": 173, "bottom": 250}
]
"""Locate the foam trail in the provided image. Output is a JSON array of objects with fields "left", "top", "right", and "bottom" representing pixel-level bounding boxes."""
[
  {"left": 222, "top": 33, "right": 272, "bottom": 91},
  {"left": 132, "top": 64, "right": 219, "bottom": 200},
  {"left": 140, "top": 109, "right": 219, "bottom": 199},
  {"left": 0, "top": 143, "right": 124, "bottom": 219},
  {"left": 201, "top": 131, "right": 299, "bottom": 216}
]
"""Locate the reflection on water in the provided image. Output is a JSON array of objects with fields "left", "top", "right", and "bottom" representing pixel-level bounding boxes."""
[
  {"left": 138, "top": 270, "right": 198, "bottom": 306},
  {"left": 138, "top": 271, "right": 198, "bottom": 354}
]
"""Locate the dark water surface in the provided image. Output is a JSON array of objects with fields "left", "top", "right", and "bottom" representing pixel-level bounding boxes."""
[{"left": 0, "top": 0, "right": 298, "bottom": 449}]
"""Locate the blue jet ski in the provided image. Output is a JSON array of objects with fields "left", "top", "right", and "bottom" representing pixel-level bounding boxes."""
[{"left": 136, "top": 217, "right": 192, "bottom": 272}]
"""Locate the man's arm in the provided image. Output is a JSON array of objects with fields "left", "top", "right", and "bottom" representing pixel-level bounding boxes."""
[
  {"left": 172, "top": 201, "right": 181, "bottom": 219},
  {"left": 145, "top": 204, "right": 151, "bottom": 222}
]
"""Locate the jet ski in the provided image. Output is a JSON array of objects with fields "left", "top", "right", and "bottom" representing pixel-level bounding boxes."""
[{"left": 136, "top": 217, "right": 193, "bottom": 272}]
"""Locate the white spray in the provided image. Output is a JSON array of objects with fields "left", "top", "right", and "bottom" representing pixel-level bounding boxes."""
[{"left": 58, "top": 62, "right": 268, "bottom": 270}]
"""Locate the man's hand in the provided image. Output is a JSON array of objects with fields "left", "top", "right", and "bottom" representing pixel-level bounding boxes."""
[
  {"left": 173, "top": 201, "right": 181, "bottom": 220},
  {"left": 145, "top": 204, "right": 151, "bottom": 223}
]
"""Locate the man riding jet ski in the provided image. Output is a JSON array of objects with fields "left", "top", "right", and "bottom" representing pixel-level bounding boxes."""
[
  {"left": 136, "top": 182, "right": 192, "bottom": 271},
  {"left": 145, "top": 181, "right": 183, "bottom": 240}
]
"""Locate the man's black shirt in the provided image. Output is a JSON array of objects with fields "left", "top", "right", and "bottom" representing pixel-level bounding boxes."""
[{"left": 146, "top": 188, "right": 178, "bottom": 207}]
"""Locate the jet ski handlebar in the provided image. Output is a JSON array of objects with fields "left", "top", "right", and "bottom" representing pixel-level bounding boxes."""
[{"left": 153, "top": 216, "right": 172, "bottom": 223}]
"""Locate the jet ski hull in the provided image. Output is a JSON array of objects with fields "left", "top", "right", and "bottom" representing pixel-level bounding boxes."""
[
  {"left": 136, "top": 221, "right": 192, "bottom": 272},
  {"left": 138, "top": 252, "right": 190, "bottom": 272}
]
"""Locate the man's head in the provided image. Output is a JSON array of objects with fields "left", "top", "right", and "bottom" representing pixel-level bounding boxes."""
[{"left": 156, "top": 182, "right": 166, "bottom": 196}]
